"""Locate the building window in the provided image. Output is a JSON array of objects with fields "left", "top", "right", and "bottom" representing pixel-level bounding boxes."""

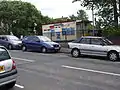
[{"left": 62, "top": 28, "right": 75, "bottom": 35}]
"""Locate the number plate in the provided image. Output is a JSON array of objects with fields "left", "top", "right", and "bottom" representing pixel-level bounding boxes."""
[
  {"left": 0, "top": 66, "right": 4, "bottom": 72},
  {"left": 55, "top": 47, "right": 59, "bottom": 49}
]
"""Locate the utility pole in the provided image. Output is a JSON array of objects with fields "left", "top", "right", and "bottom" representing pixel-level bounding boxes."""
[
  {"left": 92, "top": 3, "right": 95, "bottom": 36},
  {"left": 118, "top": 0, "right": 120, "bottom": 22},
  {"left": 113, "top": 0, "right": 118, "bottom": 28}
]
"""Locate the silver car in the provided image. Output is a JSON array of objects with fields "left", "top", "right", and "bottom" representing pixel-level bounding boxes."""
[
  {"left": 0, "top": 46, "right": 17, "bottom": 89},
  {"left": 0, "top": 35, "right": 22, "bottom": 50},
  {"left": 68, "top": 36, "right": 120, "bottom": 61}
]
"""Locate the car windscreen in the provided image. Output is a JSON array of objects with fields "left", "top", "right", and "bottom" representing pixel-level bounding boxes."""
[
  {"left": 38, "top": 36, "right": 51, "bottom": 42},
  {"left": 72, "top": 38, "right": 81, "bottom": 43},
  {"left": 8, "top": 36, "right": 20, "bottom": 41},
  {"left": 0, "top": 48, "right": 11, "bottom": 61},
  {"left": 102, "top": 38, "right": 114, "bottom": 45}
]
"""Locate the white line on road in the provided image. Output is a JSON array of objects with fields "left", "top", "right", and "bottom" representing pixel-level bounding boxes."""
[
  {"left": 15, "top": 84, "right": 24, "bottom": 89},
  {"left": 12, "top": 57, "right": 35, "bottom": 62},
  {"left": 62, "top": 65, "right": 120, "bottom": 77}
]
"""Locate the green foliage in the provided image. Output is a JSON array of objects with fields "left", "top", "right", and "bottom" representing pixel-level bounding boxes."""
[
  {"left": 103, "top": 27, "right": 120, "bottom": 36},
  {"left": 72, "top": 0, "right": 119, "bottom": 28},
  {"left": 0, "top": 0, "right": 44, "bottom": 36},
  {"left": 53, "top": 17, "right": 71, "bottom": 23},
  {"left": 41, "top": 16, "right": 54, "bottom": 24},
  {"left": 69, "top": 9, "right": 88, "bottom": 20}
]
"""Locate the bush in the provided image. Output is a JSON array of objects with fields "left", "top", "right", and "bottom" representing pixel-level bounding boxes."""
[{"left": 103, "top": 27, "right": 120, "bottom": 36}]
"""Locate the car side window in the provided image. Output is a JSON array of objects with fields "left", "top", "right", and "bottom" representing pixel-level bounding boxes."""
[
  {"left": 32, "top": 37, "right": 40, "bottom": 42},
  {"left": 80, "top": 38, "right": 90, "bottom": 44},
  {"left": 24, "top": 36, "right": 33, "bottom": 42},
  {"left": 91, "top": 38, "right": 103, "bottom": 45},
  {"left": 23, "top": 37, "right": 28, "bottom": 41},
  {"left": 72, "top": 38, "right": 82, "bottom": 43},
  {"left": 1, "top": 37, "right": 8, "bottom": 41},
  {"left": 29, "top": 37, "right": 34, "bottom": 41}
]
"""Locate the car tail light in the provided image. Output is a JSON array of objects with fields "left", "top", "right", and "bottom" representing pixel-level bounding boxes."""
[{"left": 12, "top": 60, "right": 16, "bottom": 70}]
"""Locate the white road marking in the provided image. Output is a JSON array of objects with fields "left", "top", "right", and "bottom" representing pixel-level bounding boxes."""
[
  {"left": 62, "top": 65, "right": 120, "bottom": 77},
  {"left": 12, "top": 57, "right": 35, "bottom": 62},
  {"left": 15, "top": 84, "right": 24, "bottom": 89}
]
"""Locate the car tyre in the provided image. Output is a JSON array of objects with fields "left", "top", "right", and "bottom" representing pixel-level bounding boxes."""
[
  {"left": 108, "top": 51, "right": 119, "bottom": 61},
  {"left": 22, "top": 45, "right": 27, "bottom": 51},
  {"left": 71, "top": 49, "right": 80, "bottom": 58},
  {"left": 41, "top": 47, "right": 47, "bottom": 53},
  {"left": 6, "top": 81, "right": 16, "bottom": 89},
  {"left": 8, "top": 44, "right": 13, "bottom": 50}
]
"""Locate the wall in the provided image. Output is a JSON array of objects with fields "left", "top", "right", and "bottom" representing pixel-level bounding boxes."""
[
  {"left": 42, "top": 21, "right": 76, "bottom": 41},
  {"left": 107, "top": 36, "right": 120, "bottom": 45}
]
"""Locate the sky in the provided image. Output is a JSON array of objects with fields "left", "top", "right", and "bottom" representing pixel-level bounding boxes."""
[{"left": 22, "top": 0, "right": 92, "bottom": 21}]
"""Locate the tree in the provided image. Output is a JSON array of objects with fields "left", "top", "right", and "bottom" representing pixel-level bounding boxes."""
[
  {"left": 0, "top": 1, "right": 43, "bottom": 36},
  {"left": 69, "top": 14, "right": 77, "bottom": 20},
  {"left": 41, "top": 15, "right": 54, "bottom": 24},
  {"left": 72, "top": 0, "right": 119, "bottom": 28},
  {"left": 69, "top": 9, "right": 88, "bottom": 20},
  {"left": 77, "top": 10, "right": 88, "bottom": 20}
]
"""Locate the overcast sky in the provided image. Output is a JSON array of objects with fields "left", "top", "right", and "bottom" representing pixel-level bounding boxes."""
[{"left": 22, "top": 0, "right": 92, "bottom": 20}]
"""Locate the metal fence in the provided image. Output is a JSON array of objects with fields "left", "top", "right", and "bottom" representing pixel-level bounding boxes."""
[{"left": 43, "top": 29, "right": 102, "bottom": 41}]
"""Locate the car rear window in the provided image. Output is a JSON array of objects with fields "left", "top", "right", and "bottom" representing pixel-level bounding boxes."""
[{"left": 0, "top": 48, "right": 11, "bottom": 61}]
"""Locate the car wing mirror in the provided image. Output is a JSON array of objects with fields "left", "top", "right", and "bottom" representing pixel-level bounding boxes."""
[
  {"left": 100, "top": 43, "right": 105, "bottom": 46},
  {"left": 36, "top": 40, "right": 40, "bottom": 42}
]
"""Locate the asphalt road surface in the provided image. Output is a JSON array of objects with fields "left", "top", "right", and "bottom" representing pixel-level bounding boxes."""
[{"left": 2, "top": 50, "right": 120, "bottom": 90}]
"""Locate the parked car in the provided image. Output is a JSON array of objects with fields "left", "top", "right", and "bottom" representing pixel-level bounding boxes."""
[
  {"left": 22, "top": 36, "right": 61, "bottom": 53},
  {"left": 0, "top": 35, "right": 22, "bottom": 50},
  {"left": 0, "top": 46, "right": 17, "bottom": 89},
  {"left": 68, "top": 36, "right": 120, "bottom": 61}
]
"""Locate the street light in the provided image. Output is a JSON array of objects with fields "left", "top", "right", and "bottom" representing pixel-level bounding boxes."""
[
  {"left": 34, "top": 23, "right": 37, "bottom": 35},
  {"left": 10, "top": 20, "right": 17, "bottom": 35}
]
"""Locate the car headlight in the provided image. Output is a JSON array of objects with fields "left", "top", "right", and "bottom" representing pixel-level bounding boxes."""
[
  {"left": 59, "top": 44, "right": 61, "bottom": 47},
  {"left": 49, "top": 44, "right": 54, "bottom": 47},
  {"left": 13, "top": 42, "right": 19, "bottom": 45}
]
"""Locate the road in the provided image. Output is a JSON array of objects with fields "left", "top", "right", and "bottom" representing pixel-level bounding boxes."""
[{"left": 1, "top": 50, "right": 120, "bottom": 90}]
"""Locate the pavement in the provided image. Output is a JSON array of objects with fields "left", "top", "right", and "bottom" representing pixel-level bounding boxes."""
[
  {"left": 60, "top": 48, "right": 71, "bottom": 54},
  {"left": 1, "top": 50, "right": 120, "bottom": 90}
]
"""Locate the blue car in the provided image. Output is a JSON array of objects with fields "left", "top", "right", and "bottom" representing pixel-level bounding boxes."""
[
  {"left": 22, "top": 36, "right": 61, "bottom": 53},
  {"left": 0, "top": 35, "right": 22, "bottom": 50}
]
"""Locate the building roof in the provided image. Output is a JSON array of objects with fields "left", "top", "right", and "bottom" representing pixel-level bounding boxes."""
[{"left": 42, "top": 20, "right": 92, "bottom": 25}]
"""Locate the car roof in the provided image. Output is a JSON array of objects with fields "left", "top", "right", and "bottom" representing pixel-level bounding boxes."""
[
  {"left": 0, "top": 35, "right": 16, "bottom": 37},
  {"left": 81, "top": 36, "right": 103, "bottom": 39},
  {"left": 24, "top": 35, "right": 44, "bottom": 37},
  {"left": 0, "top": 45, "right": 7, "bottom": 48},
  {"left": 37, "top": 36, "right": 47, "bottom": 38}
]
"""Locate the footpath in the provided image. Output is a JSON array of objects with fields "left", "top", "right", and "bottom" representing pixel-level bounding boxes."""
[{"left": 60, "top": 47, "right": 71, "bottom": 54}]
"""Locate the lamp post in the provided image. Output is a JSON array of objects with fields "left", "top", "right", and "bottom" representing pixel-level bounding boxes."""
[
  {"left": 10, "top": 20, "right": 17, "bottom": 35},
  {"left": 34, "top": 23, "right": 37, "bottom": 35},
  {"left": 91, "top": 1, "right": 95, "bottom": 36}
]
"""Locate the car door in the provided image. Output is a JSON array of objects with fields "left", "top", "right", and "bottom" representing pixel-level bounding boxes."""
[
  {"left": 0, "top": 36, "right": 9, "bottom": 47},
  {"left": 0, "top": 36, "right": 3, "bottom": 45},
  {"left": 30, "top": 36, "right": 42, "bottom": 51},
  {"left": 89, "top": 38, "right": 108, "bottom": 56},
  {"left": 0, "top": 47, "right": 13, "bottom": 73},
  {"left": 78, "top": 38, "right": 91, "bottom": 55},
  {"left": 24, "top": 36, "right": 41, "bottom": 51}
]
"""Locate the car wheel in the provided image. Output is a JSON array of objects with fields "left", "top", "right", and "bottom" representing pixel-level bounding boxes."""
[
  {"left": 108, "top": 51, "right": 119, "bottom": 61},
  {"left": 71, "top": 49, "right": 80, "bottom": 58},
  {"left": 6, "top": 81, "right": 16, "bottom": 89},
  {"left": 41, "top": 47, "right": 47, "bottom": 53},
  {"left": 8, "top": 44, "right": 13, "bottom": 50},
  {"left": 22, "top": 45, "right": 27, "bottom": 51}
]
